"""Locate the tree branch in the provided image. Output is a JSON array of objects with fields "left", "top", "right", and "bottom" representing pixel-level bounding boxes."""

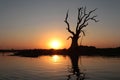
[
  {"left": 67, "top": 36, "right": 73, "bottom": 40},
  {"left": 81, "top": 30, "right": 85, "bottom": 36},
  {"left": 79, "top": 8, "right": 98, "bottom": 29},
  {"left": 76, "top": 7, "right": 87, "bottom": 32},
  {"left": 64, "top": 7, "right": 98, "bottom": 42},
  {"left": 64, "top": 10, "right": 75, "bottom": 35},
  {"left": 86, "top": 15, "right": 99, "bottom": 22},
  {"left": 76, "top": 8, "right": 82, "bottom": 31}
]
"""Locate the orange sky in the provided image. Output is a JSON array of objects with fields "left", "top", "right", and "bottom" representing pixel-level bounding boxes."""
[{"left": 0, "top": 0, "right": 120, "bottom": 49}]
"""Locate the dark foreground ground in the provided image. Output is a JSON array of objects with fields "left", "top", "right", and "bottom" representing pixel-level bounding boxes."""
[{"left": 0, "top": 46, "right": 120, "bottom": 57}]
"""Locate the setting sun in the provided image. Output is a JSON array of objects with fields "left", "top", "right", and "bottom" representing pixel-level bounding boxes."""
[{"left": 49, "top": 39, "right": 62, "bottom": 49}]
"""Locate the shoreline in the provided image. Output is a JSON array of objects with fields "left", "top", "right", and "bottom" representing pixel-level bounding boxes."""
[{"left": 0, "top": 46, "right": 120, "bottom": 57}]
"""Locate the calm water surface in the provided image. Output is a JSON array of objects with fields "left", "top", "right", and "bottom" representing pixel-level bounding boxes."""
[{"left": 0, "top": 53, "right": 120, "bottom": 80}]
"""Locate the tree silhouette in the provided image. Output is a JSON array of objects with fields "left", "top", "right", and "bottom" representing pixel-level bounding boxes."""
[
  {"left": 64, "top": 7, "right": 98, "bottom": 49},
  {"left": 67, "top": 55, "right": 85, "bottom": 80}
]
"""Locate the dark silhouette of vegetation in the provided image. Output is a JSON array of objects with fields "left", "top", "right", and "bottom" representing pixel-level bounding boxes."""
[
  {"left": 0, "top": 46, "right": 120, "bottom": 57},
  {"left": 13, "top": 49, "right": 66, "bottom": 57},
  {"left": 64, "top": 7, "right": 98, "bottom": 49}
]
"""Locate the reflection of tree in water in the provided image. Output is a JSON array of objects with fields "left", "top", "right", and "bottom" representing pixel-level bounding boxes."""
[{"left": 67, "top": 54, "right": 85, "bottom": 80}]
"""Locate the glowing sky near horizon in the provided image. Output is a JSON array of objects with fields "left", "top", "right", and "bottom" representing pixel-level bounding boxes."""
[{"left": 0, "top": 0, "right": 120, "bottom": 49}]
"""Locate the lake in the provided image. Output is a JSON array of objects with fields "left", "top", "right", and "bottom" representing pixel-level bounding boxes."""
[{"left": 0, "top": 53, "right": 120, "bottom": 80}]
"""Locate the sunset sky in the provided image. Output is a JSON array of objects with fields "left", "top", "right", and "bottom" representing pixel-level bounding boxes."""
[{"left": 0, "top": 0, "right": 120, "bottom": 49}]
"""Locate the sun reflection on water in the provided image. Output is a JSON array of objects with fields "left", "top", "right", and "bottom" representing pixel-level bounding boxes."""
[{"left": 51, "top": 55, "right": 60, "bottom": 63}]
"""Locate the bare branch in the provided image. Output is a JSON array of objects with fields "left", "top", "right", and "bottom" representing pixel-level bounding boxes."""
[
  {"left": 67, "top": 36, "right": 73, "bottom": 40},
  {"left": 79, "top": 8, "right": 98, "bottom": 29},
  {"left": 87, "top": 15, "right": 99, "bottom": 22},
  {"left": 64, "top": 10, "right": 75, "bottom": 35},
  {"left": 79, "top": 7, "right": 83, "bottom": 19},
  {"left": 76, "top": 7, "right": 88, "bottom": 32},
  {"left": 65, "top": 10, "right": 69, "bottom": 21},
  {"left": 76, "top": 8, "right": 81, "bottom": 31},
  {"left": 86, "top": 8, "right": 97, "bottom": 19},
  {"left": 79, "top": 23, "right": 88, "bottom": 30},
  {"left": 64, "top": 7, "right": 98, "bottom": 48},
  {"left": 81, "top": 30, "right": 85, "bottom": 36}
]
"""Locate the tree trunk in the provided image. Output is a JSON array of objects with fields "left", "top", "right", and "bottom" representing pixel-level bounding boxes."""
[{"left": 69, "top": 35, "right": 79, "bottom": 49}]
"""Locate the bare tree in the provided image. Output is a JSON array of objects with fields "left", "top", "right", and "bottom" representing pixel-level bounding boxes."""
[{"left": 64, "top": 7, "right": 98, "bottom": 49}]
